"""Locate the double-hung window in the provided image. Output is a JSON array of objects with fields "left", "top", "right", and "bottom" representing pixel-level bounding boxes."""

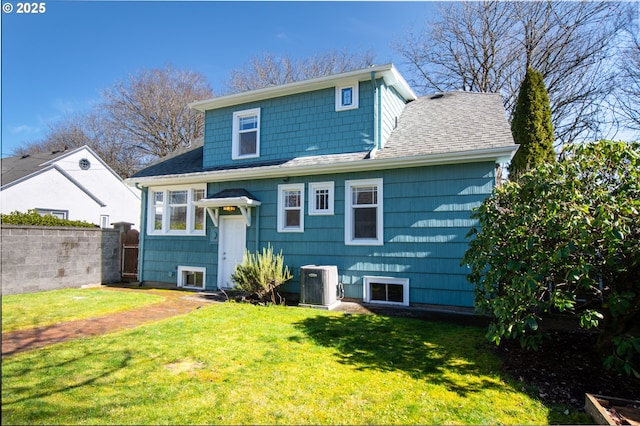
[
  {"left": 278, "top": 183, "right": 304, "bottom": 232},
  {"left": 345, "top": 178, "right": 383, "bottom": 245},
  {"left": 232, "top": 108, "right": 260, "bottom": 159},
  {"left": 148, "top": 185, "right": 206, "bottom": 235},
  {"left": 168, "top": 190, "right": 188, "bottom": 230}
]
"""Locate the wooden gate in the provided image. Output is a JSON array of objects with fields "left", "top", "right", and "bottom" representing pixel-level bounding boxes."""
[{"left": 120, "top": 228, "right": 139, "bottom": 281}]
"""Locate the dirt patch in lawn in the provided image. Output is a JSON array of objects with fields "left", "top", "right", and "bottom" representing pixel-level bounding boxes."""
[{"left": 494, "top": 327, "right": 640, "bottom": 410}]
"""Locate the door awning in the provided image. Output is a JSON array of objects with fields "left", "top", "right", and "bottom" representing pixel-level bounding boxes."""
[{"left": 194, "top": 189, "right": 261, "bottom": 227}]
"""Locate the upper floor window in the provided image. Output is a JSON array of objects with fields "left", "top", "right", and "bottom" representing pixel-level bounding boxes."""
[
  {"left": 308, "top": 181, "right": 334, "bottom": 215},
  {"left": 232, "top": 108, "right": 260, "bottom": 159},
  {"left": 277, "top": 183, "right": 304, "bottom": 233},
  {"left": 345, "top": 178, "right": 383, "bottom": 245},
  {"left": 335, "top": 83, "right": 359, "bottom": 111},
  {"left": 148, "top": 185, "right": 206, "bottom": 236}
]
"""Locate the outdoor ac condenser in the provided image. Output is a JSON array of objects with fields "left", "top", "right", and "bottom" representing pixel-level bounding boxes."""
[{"left": 299, "top": 265, "right": 341, "bottom": 310}]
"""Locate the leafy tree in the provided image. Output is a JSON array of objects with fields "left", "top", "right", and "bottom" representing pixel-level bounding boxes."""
[
  {"left": 509, "top": 68, "right": 555, "bottom": 179},
  {"left": 231, "top": 244, "right": 293, "bottom": 305},
  {"left": 463, "top": 140, "right": 640, "bottom": 376}
]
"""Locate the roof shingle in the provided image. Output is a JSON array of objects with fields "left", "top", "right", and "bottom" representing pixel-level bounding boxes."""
[{"left": 377, "top": 92, "right": 514, "bottom": 159}]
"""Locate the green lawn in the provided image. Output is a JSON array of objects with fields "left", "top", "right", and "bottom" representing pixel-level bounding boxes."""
[
  {"left": 1, "top": 300, "right": 590, "bottom": 424},
  {"left": 1, "top": 288, "right": 165, "bottom": 333}
]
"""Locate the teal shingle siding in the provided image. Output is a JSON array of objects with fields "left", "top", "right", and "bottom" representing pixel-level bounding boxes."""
[
  {"left": 380, "top": 85, "right": 405, "bottom": 148},
  {"left": 139, "top": 161, "right": 495, "bottom": 307},
  {"left": 203, "top": 81, "right": 378, "bottom": 169}
]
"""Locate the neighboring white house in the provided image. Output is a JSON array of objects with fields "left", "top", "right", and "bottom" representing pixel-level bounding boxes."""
[{"left": 1, "top": 145, "right": 141, "bottom": 229}]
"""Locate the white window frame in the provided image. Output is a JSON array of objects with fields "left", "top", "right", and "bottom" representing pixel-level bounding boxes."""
[
  {"left": 232, "top": 108, "right": 261, "bottom": 159},
  {"left": 345, "top": 178, "right": 383, "bottom": 246},
  {"left": 277, "top": 183, "right": 305, "bottom": 233},
  {"left": 363, "top": 276, "right": 409, "bottom": 306},
  {"left": 36, "top": 208, "right": 68, "bottom": 219},
  {"left": 335, "top": 83, "right": 359, "bottom": 111},
  {"left": 100, "top": 215, "right": 110, "bottom": 229},
  {"left": 177, "top": 265, "right": 206, "bottom": 290},
  {"left": 308, "top": 181, "right": 334, "bottom": 216},
  {"left": 147, "top": 184, "right": 206, "bottom": 236}
]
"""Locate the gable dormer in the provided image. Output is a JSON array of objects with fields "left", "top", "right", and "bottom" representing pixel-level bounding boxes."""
[{"left": 189, "top": 64, "right": 416, "bottom": 170}]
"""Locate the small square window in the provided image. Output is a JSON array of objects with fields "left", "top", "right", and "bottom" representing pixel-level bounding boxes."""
[
  {"left": 309, "top": 182, "right": 334, "bottom": 215},
  {"left": 335, "top": 83, "right": 359, "bottom": 111}
]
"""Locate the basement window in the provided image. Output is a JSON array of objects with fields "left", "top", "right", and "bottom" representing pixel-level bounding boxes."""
[
  {"left": 177, "top": 266, "right": 206, "bottom": 290},
  {"left": 363, "top": 276, "right": 409, "bottom": 306}
]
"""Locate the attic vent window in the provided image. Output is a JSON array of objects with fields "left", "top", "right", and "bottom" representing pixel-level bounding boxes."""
[
  {"left": 79, "top": 158, "right": 91, "bottom": 170},
  {"left": 430, "top": 93, "right": 444, "bottom": 99},
  {"left": 336, "top": 83, "right": 359, "bottom": 111}
]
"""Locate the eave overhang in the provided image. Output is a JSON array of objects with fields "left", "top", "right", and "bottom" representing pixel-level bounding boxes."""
[
  {"left": 194, "top": 196, "right": 262, "bottom": 227},
  {"left": 188, "top": 64, "right": 417, "bottom": 112},
  {"left": 125, "top": 145, "right": 519, "bottom": 188}
]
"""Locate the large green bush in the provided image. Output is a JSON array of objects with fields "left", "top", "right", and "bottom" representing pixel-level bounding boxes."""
[
  {"left": 0, "top": 209, "right": 97, "bottom": 228},
  {"left": 231, "top": 244, "right": 292, "bottom": 304},
  {"left": 463, "top": 140, "right": 639, "bottom": 376}
]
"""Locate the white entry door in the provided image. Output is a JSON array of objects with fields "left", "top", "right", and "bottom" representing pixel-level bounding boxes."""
[{"left": 218, "top": 216, "right": 247, "bottom": 289}]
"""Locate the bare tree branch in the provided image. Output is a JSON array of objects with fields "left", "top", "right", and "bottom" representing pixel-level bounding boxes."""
[
  {"left": 395, "top": 1, "right": 633, "bottom": 145},
  {"left": 223, "top": 49, "right": 376, "bottom": 93}
]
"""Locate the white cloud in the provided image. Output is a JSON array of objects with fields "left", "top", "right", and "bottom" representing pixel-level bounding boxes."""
[{"left": 11, "top": 124, "right": 40, "bottom": 135}]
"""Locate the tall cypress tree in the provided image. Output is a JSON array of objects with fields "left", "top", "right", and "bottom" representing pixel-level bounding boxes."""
[{"left": 509, "top": 68, "right": 555, "bottom": 180}]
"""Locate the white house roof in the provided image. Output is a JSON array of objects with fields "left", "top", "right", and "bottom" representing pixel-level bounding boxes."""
[
  {"left": 1, "top": 145, "right": 124, "bottom": 190},
  {"left": 189, "top": 63, "right": 417, "bottom": 112}
]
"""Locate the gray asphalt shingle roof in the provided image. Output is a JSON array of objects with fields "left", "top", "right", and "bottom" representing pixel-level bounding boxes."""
[
  {"left": 1, "top": 148, "right": 73, "bottom": 187},
  {"left": 377, "top": 91, "right": 514, "bottom": 159},
  {"left": 130, "top": 91, "right": 515, "bottom": 179}
]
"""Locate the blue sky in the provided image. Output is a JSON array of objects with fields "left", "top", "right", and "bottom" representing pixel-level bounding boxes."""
[{"left": 1, "top": 0, "right": 438, "bottom": 157}]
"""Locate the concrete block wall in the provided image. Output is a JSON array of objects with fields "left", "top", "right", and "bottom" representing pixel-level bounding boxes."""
[{"left": 1, "top": 225, "right": 121, "bottom": 295}]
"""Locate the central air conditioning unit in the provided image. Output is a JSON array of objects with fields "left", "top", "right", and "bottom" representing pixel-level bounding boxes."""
[{"left": 299, "top": 265, "right": 342, "bottom": 310}]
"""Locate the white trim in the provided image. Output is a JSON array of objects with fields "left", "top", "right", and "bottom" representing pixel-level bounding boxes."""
[
  {"left": 177, "top": 265, "right": 206, "bottom": 290},
  {"left": 194, "top": 196, "right": 261, "bottom": 228},
  {"left": 217, "top": 215, "right": 247, "bottom": 290},
  {"left": 335, "top": 83, "right": 359, "bottom": 111},
  {"left": 277, "top": 183, "right": 305, "bottom": 233},
  {"left": 125, "top": 146, "right": 518, "bottom": 188},
  {"left": 345, "top": 178, "right": 383, "bottom": 246},
  {"left": 189, "top": 64, "right": 417, "bottom": 112},
  {"left": 232, "top": 108, "right": 261, "bottom": 160},
  {"left": 147, "top": 184, "right": 206, "bottom": 236},
  {"left": 363, "top": 276, "right": 409, "bottom": 306},
  {"left": 308, "top": 181, "right": 334, "bottom": 215}
]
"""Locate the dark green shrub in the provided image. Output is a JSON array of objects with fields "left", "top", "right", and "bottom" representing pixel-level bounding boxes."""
[
  {"left": 509, "top": 68, "right": 556, "bottom": 180},
  {"left": 0, "top": 209, "right": 98, "bottom": 228},
  {"left": 464, "top": 140, "right": 640, "bottom": 376}
]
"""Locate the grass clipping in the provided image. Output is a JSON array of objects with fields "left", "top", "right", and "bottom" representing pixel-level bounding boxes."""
[{"left": 231, "top": 244, "right": 292, "bottom": 305}]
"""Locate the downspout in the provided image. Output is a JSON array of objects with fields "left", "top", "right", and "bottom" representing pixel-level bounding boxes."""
[
  {"left": 136, "top": 184, "right": 146, "bottom": 283},
  {"left": 371, "top": 71, "right": 381, "bottom": 152}
]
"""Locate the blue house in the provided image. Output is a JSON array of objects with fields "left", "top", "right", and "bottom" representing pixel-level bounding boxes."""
[{"left": 126, "top": 64, "right": 517, "bottom": 308}]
